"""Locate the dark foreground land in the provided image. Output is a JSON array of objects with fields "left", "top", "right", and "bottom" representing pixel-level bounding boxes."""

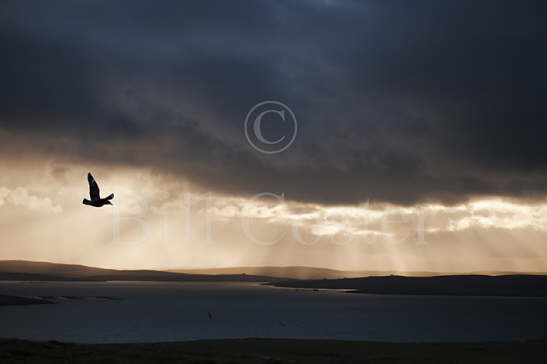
[{"left": 0, "top": 339, "right": 545, "bottom": 364}]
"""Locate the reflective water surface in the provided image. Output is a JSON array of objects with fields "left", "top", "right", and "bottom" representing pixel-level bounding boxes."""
[{"left": 0, "top": 281, "right": 545, "bottom": 343}]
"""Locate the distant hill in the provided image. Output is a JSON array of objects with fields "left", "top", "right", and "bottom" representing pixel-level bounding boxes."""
[
  {"left": 168, "top": 266, "right": 443, "bottom": 280},
  {"left": 1, "top": 261, "right": 545, "bottom": 288},
  {"left": 0, "top": 260, "right": 291, "bottom": 282},
  {"left": 268, "top": 274, "right": 547, "bottom": 297},
  {"left": 0, "top": 260, "right": 118, "bottom": 278},
  {"left": 168, "top": 266, "right": 547, "bottom": 280}
]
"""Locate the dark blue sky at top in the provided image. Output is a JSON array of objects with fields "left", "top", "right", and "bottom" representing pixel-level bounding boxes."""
[{"left": 0, "top": 0, "right": 546, "bottom": 205}]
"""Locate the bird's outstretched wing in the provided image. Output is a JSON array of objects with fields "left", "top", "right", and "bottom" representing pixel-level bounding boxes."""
[{"left": 88, "top": 172, "right": 100, "bottom": 201}]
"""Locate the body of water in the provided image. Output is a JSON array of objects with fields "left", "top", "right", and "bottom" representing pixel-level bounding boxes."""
[{"left": 0, "top": 281, "right": 545, "bottom": 343}]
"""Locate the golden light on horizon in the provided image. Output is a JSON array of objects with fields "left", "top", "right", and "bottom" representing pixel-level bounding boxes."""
[{"left": 0, "top": 160, "right": 545, "bottom": 273}]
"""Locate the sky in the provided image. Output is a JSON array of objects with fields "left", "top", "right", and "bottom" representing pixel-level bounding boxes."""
[{"left": 0, "top": 0, "right": 546, "bottom": 272}]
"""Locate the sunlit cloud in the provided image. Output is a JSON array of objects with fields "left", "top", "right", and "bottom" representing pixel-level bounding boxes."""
[{"left": 0, "top": 186, "right": 62, "bottom": 214}]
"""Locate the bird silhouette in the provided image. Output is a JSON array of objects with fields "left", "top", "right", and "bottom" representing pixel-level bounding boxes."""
[{"left": 83, "top": 172, "right": 114, "bottom": 207}]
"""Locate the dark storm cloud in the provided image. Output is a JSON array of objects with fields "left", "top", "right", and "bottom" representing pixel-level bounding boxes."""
[{"left": 0, "top": 0, "right": 546, "bottom": 205}]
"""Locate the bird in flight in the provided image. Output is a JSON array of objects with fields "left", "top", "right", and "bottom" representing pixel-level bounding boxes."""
[{"left": 83, "top": 172, "right": 114, "bottom": 207}]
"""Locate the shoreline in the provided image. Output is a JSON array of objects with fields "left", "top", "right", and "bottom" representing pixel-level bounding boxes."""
[
  {"left": 267, "top": 274, "right": 547, "bottom": 297},
  {"left": 0, "top": 295, "right": 53, "bottom": 306}
]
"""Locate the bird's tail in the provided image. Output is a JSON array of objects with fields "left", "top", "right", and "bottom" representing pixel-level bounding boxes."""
[
  {"left": 105, "top": 193, "right": 114, "bottom": 200},
  {"left": 83, "top": 199, "right": 92, "bottom": 205}
]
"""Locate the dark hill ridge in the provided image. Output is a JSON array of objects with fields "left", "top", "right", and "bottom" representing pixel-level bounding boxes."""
[
  {"left": 169, "top": 266, "right": 547, "bottom": 280},
  {"left": 2, "top": 261, "right": 547, "bottom": 296},
  {"left": 2, "top": 261, "right": 545, "bottom": 281},
  {"left": 268, "top": 274, "right": 547, "bottom": 297},
  {"left": 0, "top": 260, "right": 117, "bottom": 277},
  {"left": 169, "top": 266, "right": 441, "bottom": 279},
  {"left": 0, "top": 260, "right": 291, "bottom": 282}
]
